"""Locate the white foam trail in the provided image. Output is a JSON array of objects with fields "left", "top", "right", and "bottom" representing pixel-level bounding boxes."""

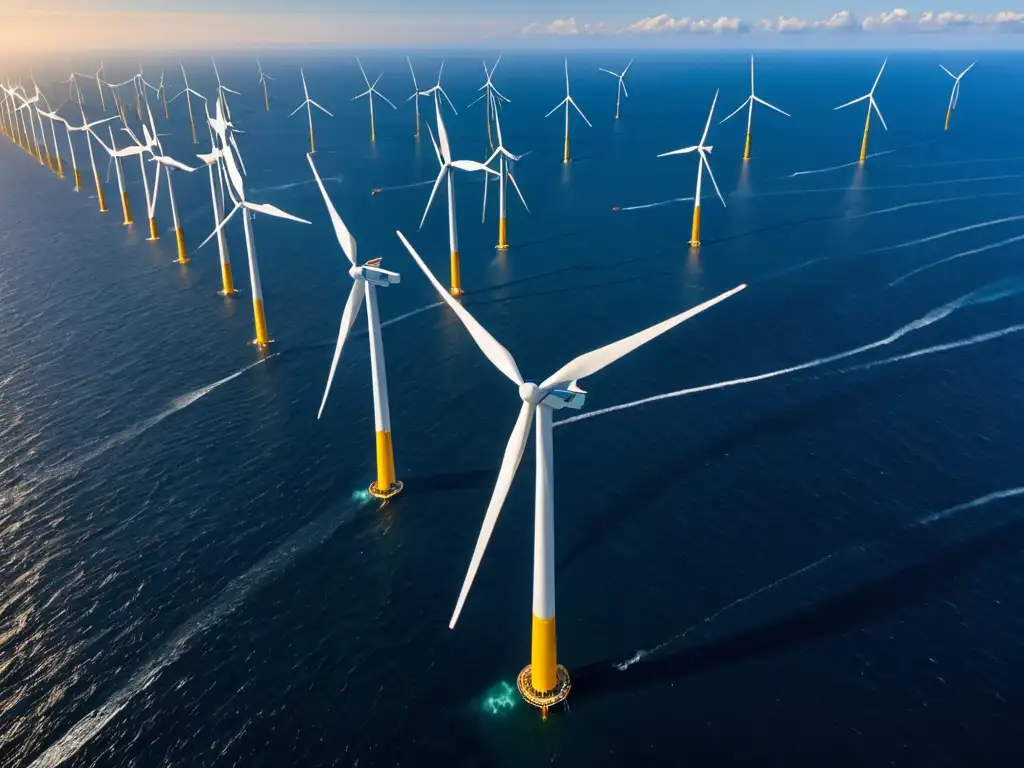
[
  {"left": 889, "top": 232, "right": 1024, "bottom": 287},
  {"left": 750, "top": 173, "right": 1024, "bottom": 200},
  {"left": 615, "top": 553, "right": 835, "bottom": 670},
  {"left": 252, "top": 174, "right": 343, "bottom": 195},
  {"left": 836, "top": 323, "right": 1024, "bottom": 376},
  {"left": 28, "top": 497, "right": 361, "bottom": 768},
  {"left": 903, "top": 155, "right": 1024, "bottom": 169},
  {"left": 556, "top": 284, "right": 1017, "bottom": 428},
  {"left": 850, "top": 191, "right": 1019, "bottom": 220},
  {"left": 379, "top": 301, "right": 443, "bottom": 329},
  {"left": 616, "top": 196, "right": 694, "bottom": 212},
  {"left": 868, "top": 215, "right": 1024, "bottom": 254},
  {"left": 38, "top": 358, "right": 275, "bottom": 482},
  {"left": 788, "top": 150, "right": 896, "bottom": 178},
  {"left": 616, "top": 484, "right": 1024, "bottom": 669}
]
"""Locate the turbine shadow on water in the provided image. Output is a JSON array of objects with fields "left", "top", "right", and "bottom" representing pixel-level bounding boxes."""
[
  {"left": 400, "top": 469, "right": 494, "bottom": 497},
  {"left": 574, "top": 515, "right": 1024, "bottom": 700}
]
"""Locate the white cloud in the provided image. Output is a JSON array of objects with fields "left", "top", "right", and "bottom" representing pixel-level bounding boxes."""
[
  {"left": 522, "top": 17, "right": 579, "bottom": 35},
  {"left": 817, "top": 10, "right": 861, "bottom": 29},
  {"left": 623, "top": 14, "right": 746, "bottom": 33},
  {"left": 862, "top": 8, "right": 912, "bottom": 29}
]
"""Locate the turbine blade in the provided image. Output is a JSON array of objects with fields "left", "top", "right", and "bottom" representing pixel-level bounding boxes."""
[
  {"left": 450, "top": 402, "right": 534, "bottom": 628},
  {"left": 317, "top": 280, "right": 365, "bottom": 420},
  {"left": 351, "top": 89, "right": 371, "bottom": 101},
  {"left": 700, "top": 89, "right": 718, "bottom": 146},
  {"left": 397, "top": 230, "right": 523, "bottom": 386},
  {"left": 834, "top": 94, "right": 869, "bottom": 111},
  {"left": 356, "top": 57, "right": 371, "bottom": 87},
  {"left": 435, "top": 100, "right": 451, "bottom": 162},
  {"left": 289, "top": 102, "right": 306, "bottom": 117},
  {"left": 871, "top": 57, "right": 887, "bottom": 93},
  {"left": 310, "top": 100, "right": 334, "bottom": 117},
  {"left": 161, "top": 156, "right": 198, "bottom": 173},
  {"left": 620, "top": 80, "right": 629, "bottom": 99},
  {"left": 961, "top": 61, "right": 976, "bottom": 78},
  {"left": 701, "top": 151, "right": 726, "bottom": 208},
  {"left": 720, "top": 97, "right": 750, "bottom": 124},
  {"left": 244, "top": 201, "right": 311, "bottom": 224},
  {"left": 440, "top": 87, "right": 458, "bottom": 115},
  {"left": 308, "top": 154, "right": 357, "bottom": 265},
  {"left": 657, "top": 145, "right": 698, "bottom": 157},
  {"left": 939, "top": 64, "right": 956, "bottom": 79},
  {"left": 569, "top": 97, "right": 592, "bottom": 127},
  {"left": 544, "top": 98, "right": 568, "bottom": 118},
  {"left": 871, "top": 96, "right": 888, "bottom": 131},
  {"left": 481, "top": 163, "right": 489, "bottom": 223},
  {"left": 539, "top": 285, "right": 747, "bottom": 392},
  {"left": 467, "top": 92, "right": 486, "bottom": 108},
  {"left": 426, "top": 122, "right": 443, "bottom": 166},
  {"left": 419, "top": 168, "right": 447, "bottom": 230},
  {"left": 753, "top": 95, "right": 790, "bottom": 117},
  {"left": 377, "top": 90, "right": 398, "bottom": 110},
  {"left": 508, "top": 172, "right": 530, "bottom": 214},
  {"left": 451, "top": 159, "right": 498, "bottom": 175},
  {"left": 598, "top": 68, "right": 619, "bottom": 77},
  {"left": 198, "top": 202, "right": 240, "bottom": 250}
]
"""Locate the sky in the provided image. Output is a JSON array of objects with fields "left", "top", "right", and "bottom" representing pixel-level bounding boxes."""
[{"left": 3, "top": 3, "right": 1023, "bottom": 53}]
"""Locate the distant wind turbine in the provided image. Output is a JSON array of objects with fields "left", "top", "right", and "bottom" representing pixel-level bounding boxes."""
[
  {"left": 290, "top": 68, "right": 333, "bottom": 154},
  {"left": 545, "top": 58, "right": 591, "bottom": 164},
  {"left": 353, "top": 57, "right": 396, "bottom": 142},
  {"left": 598, "top": 59, "right": 632, "bottom": 120},
  {"left": 835, "top": 58, "right": 888, "bottom": 164},
  {"left": 720, "top": 55, "right": 789, "bottom": 160},
  {"left": 940, "top": 61, "right": 975, "bottom": 131}
]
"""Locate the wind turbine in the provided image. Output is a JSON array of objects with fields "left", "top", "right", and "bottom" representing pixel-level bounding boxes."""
[
  {"left": 26, "top": 79, "right": 56, "bottom": 172},
  {"left": 196, "top": 101, "right": 236, "bottom": 294},
  {"left": 14, "top": 85, "right": 45, "bottom": 166},
  {"left": 468, "top": 55, "right": 510, "bottom": 153},
  {"left": 104, "top": 76, "right": 135, "bottom": 124},
  {"left": 835, "top": 58, "right": 888, "bottom": 164},
  {"left": 140, "top": 107, "right": 199, "bottom": 262},
  {"left": 940, "top": 61, "right": 975, "bottom": 131},
  {"left": 398, "top": 229, "right": 746, "bottom": 716},
  {"left": 142, "top": 71, "right": 170, "bottom": 120},
  {"left": 105, "top": 119, "right": 161, "bottom": 238},
  {"left": 545, "top": 58, "right": 591, "bottom": 164},
  {"left": 36, "top": 97, "right": 67, "bottom": 179},
  {"left": 94, "top": 62, "right": 107, "bottom": 112},
  {"left": 483, "top": 92, "right": 529, "bottom": 250},
  {"left": 720, "top": 56, "right": 790, "bottom": 161},
  {"left": 200, "top": 97, "right": 311, "bottom": 347},
  {"left": 69, "top": 102, "right": 117, "bottom": 212},
  {"left": 290, "top": 68, "right": 333, "bottom": 154},
  {"left": 658, "top": 89, "right": 725, "bottom": 249},
  {"left": 257, "top": 59, "right": 274, "bottom": 111},
  {"left": 598, "top": 59, "right": 632, "bottom": 120},
  {"left": 406, "top": 56, "right": 423, "bottom": 137},
  {"left": 308, "top": 154, "right": 405, "bottom": 500},
  {"left": 418, "top": 60, "right": 458, "bottom": 116},
  {"left": 419, "top": 100, "right": 499, "bottom": 296},
  {"left": 170, "top": 63, "right": 202, "bottom": 144},
  {"left": 211, "top": 57, "right": 241, "bottom": 121},
  {"left": 353, "top": 58, "right": 396, "bottom": 142},
  {"left": 100, "top": 126, "right": 133, "bottom": 226}
]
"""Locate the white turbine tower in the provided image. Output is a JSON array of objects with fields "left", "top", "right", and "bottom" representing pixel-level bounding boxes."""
[
  {"left": 658, "top": 89, "right": 725, "bottom": 249},
  {"left": 468, "top": 55, "right": 510, "bottom": 153},
  {"left": 257, "top": 59, "right": 274, "bottom": 111},
  {"left": 200, "top": 98, "right": 310, "bottom": 347},
  {"left": 940, "top": 61, "right": 975, "bottom": 131},
  {"left": 110, "top": 119, "right": 161, "bottom": 238},
  {"left": 720, "top": 55, "right": 789, "bottom": 161},
  {"left": 546, "top": 58, "right": 591, "bottom": 164},
  {"left": 308, "top": 154, "right": 405, "bottom": 500},
  {"left": 397, "top": 229, "right": 746, "bottom": 716},
  {"left": 37, "top": 95, "right": 66, "bottom": 179},
  {"left": 141, "top": 107, "right": 199, "bottom": 263},
  {"left": 69, "top": 105, "right": 117, "bottom": 212},
  {"left": 419, "top": 100, "right": 498, "bottom": 296},
  {"left": 290, "top": 68, "right": 333, "bottom": 154},
  {"left": 170, "top": 62, "right": 203, "bottom": 144},
  {"left": 212, "top": 57, "right": 241, "bottom": 121},
  {"left": 37, "top": 104, "right": 72, "bottom": 183},
  {"left": 195, "top": 102, "right": 237, "bottom": 296},
  {"left": 598, "top": 58, "right": 632, "bottom": 120},
  {"left": 353, "top": 57, "right": 396, "bottom": 142},
  {"left": 835, "top": 57, "right": 888, "bottom": 164},
  {"left": 483, "top": 93, "right": 528, "bottom": 251}
]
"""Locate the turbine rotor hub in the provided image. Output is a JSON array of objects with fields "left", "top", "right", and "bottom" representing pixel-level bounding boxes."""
[{"left": 518, "top": 382, "right": 543, "bottom": 404}]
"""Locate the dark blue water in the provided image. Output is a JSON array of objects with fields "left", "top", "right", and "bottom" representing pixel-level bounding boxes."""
[{"left": 3, "top": 50, "right": 1024, "bottom": 767}]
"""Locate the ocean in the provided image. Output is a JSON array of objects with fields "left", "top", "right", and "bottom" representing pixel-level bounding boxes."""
[{"left": 2, "top": 49, "right": 1024, "bottom": 766}]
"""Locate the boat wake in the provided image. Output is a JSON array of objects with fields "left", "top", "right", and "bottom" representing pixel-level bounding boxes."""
[
  {"left": 252, "top": 174, "right": 343, "bottom": 195},
  {"left": 867, "top": 215, "right": 1024, "bottom": 254},
  {"left": 889, "top": 232, "right": 1024, "bottom": 287},
  {"left": 36, "top": 357, "right": 275, "bottom": 484},
  {"left": 614, "top": 196, "right": 694, "bottom": 212},
  {"left": 556, "top": 280, "right": 1024, "bottom": 428},
  {"left": 27, "top": 496, "right": 362, "bottom": 768},
  {"left": 787, "top": 150, "right": 896, "bottom": 178},
  {"left": 614, "top": 485, "right": 1024, "bottom": 670}
]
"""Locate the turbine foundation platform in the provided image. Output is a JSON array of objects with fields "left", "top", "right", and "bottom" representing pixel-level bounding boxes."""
[
  {"left": 517, "top": 664, "right": 570, "bottom": 716},
  {"left": 369, "top": 480, "right": 404, "bottom": 500}
]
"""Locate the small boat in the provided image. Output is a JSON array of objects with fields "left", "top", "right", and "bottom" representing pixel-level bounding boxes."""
[
  {"left": 612, "top": 205, "right": 621, "bottom": 212},
  {"left": 371, "top": 188, "right": 382, "bottom": 196}
]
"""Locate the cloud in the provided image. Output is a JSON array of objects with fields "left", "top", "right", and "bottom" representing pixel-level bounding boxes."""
[
  {"left": 623, "top": 14, "right": 747, "bottom": 33},
  {"left": 521, "top": 16, "right": 610, "bottom": 35},
  {"left": 862, "top": 8, "right": 912, "bottom": 29}
]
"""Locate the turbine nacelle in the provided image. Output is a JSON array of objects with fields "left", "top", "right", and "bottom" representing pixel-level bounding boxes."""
[{"left": 350, "top": 259, "right": 400, "bottom": 287}]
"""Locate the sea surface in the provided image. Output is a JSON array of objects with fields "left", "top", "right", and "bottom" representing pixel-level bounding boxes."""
[{"left": 2, "top": 49, "right": 1024, "bottom": 767}]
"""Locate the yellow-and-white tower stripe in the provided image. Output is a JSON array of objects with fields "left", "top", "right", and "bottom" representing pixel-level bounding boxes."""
[
  {"left": 242, "top": 208, "right": 270, "bottom": 346},
  {"left": 447, "top": 169, "right": 462, "bottom": 296},
  {"left": 365, "top": 282, "right": 401, "bottom": 498},
  {"left": 164, "top": 167, "right": 188, "bottom": 263}
]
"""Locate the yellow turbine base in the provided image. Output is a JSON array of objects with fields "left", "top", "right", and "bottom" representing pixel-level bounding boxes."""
[
  {"left": 96, "top": 177, "right": 108, "bottom": 213},
  {"left": 56, "top": 157, "right": 64, "bottom": 179},
  {"left": 743, "top": 131, "right": 752, "bottom": 161},
  {"left": 175, "top": 227, "right": 188, "bottom": 264},
  {"left": 450, "top": 251, "right": 463, "bottom": 296},
  {"left": 45, "top": 150, "right": 53, "bottom": 172},
  {"left": 859, "top": 112, "right": 871, "bottom": 164},
  {"left": 689, "top": 205, "right": 701, "bottom": 248},
  {"left": 944, "top": 107, "right": 951, "bottom": 132},
  {"left": 253, "top": 297, "right": 270, "bottom": 347},
  {"left": 563, "top": 136, "right": 571, "bottom": 164},
  {"left": 121, "top": 192, "right": 133, "bottom": 226},
  {"left": 497, "top": 217, "right": 509, "bottom": 250},
  {"left": 369, "top": 430, "right": 402, "bottom": 499},
  {"left": 190, "top": 117, "right": 198, "bottom": 146},
  {"left": 530, "top": 614, "right": 558, "bottom": 693},
  {"left": 73, "top": 168, "right": 82, "bottom": 191},
  {"left": 517, "top": 664, "right": 570, "bottom": 713},
  {"left": 220, "top": 261, "right": 236, "bottom": 295},
  {"left": 310, "top": 128, "right": 316, "bottom": 155},
  {"left": 149, "top": 217, "right": 159, "bottom": 240}
]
